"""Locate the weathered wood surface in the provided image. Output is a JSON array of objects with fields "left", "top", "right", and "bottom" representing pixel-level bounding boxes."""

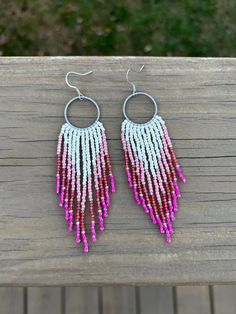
[
  {"left": 0, "top": 287, "right": 25, "bottom": 314},
  {"left": 0, "top": 57, "right": 236, "bottom": 286},
  {"left": 176, "top": 286, "right": 211, "bottom": 314},
  {"left": 66, "top": 287, "right": 99, "bottom": 314},
  {"left": 213, "top": 285, "right": 236, "bottom": 314},
  {"left": 139, "top": 286, "right": 174, "bottom": 314},
  {"left": 1, "top": 285, "right": 236, "bottom": 314},
  {"left": 27, "top": 287, "right": 62, "bottom": 314}
]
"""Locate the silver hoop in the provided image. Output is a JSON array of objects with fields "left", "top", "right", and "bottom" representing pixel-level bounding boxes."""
[
  {"left": 123, "top": 91, "right": 158, "bottom": 124},
  {"left": 64, "top": 95, "right": 100, "bottom": 130}
]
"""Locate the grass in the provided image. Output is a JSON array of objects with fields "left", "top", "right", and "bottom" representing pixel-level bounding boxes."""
[{"left": 0, "top": 0, "right": 235, "bottom": 56}]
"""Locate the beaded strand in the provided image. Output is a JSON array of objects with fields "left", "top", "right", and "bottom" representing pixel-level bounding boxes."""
[
  {"left": 75, "top": 131, "right": 81, "bottom": 244},
  {"left": 121, "top": 115, "right": 186, "bottom": 243},
  {"left": 56, "top": 121, "right": 115, "bottom": 253}
]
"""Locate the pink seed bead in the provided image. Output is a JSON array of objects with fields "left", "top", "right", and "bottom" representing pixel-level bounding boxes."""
[
  {"left": 67, "top": 222, "right": 73, "bottom": 232},
  {"left": 101, "top": 197, "right": 107, "bottom": 209},
  {"left": 110, "top": 175, "right": 115, "bottom": 193},
  {"left": 126, "top": 170, "right": 133, "bottom": 188},
  {"left": 164, "top": 225, "right": 172, "bottom": 243},
  {"left": 91, "top": 224, "right": 96, "bottom": 243},
  {"left": 75, "top": 226, "right": 81, "bottom": 243},
  {"left": 76, "top": 236, "right": 81, "bottom": 244},
  {"left": 140, "top": 196, "right": 149, "bottom": 213},
  {"left": 105, "top": 189, "right": 110, "bottom": 208},
  {"left": 59, "top": 189, "right": 65, "bottom": 206},
  {"left": 103, "top": 207, "right": 108, "bottom": 218},
  {"left": 171, "top": 212, "right": 176, "bottom": 221},
  {"left": 172, "top": 193, "right": 178, "bottom": 212},
  {"left": 174, "top": 180, "right": 181, "bottom": 198},
  {"left": 98, "top": 212, "right": 104, "bottom": 231},
  {"left": 64, "top": 209, "right": 69, "bottom": 221},
  {"left": 166, "top": 217, "right": 173, "bottom": 234},
  {"left": 56, "top": 185, "right": 60, "bottom": 194},
  {"left": 148, "top": 205, "right": 157, "bottom": 224},
  {"left": 156, "top": 216, "right": 164, "bottom": 233},
  {"left": 176, "top": 167, "right": 186, "bottom": 183},
  {"left": 168, "top": 201, "right": 174, "bottom": 221},
  {"left": 82, "top": 234, "right": 89, "bottom": 253},
  {"left": 134, "top": 188, "right": 140, "bottom": 205},
  {"left": 101, "top": 199, "right": 108, "bottom": 218},
  {"left": 56, "top": 177, "right": 60, "bottom": 194},
  {"left": 166, "top": 235, "right": 172, "bottom": 244}
]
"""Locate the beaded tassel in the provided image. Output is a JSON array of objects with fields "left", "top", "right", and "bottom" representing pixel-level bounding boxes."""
[
  {"left": 56, "top": 121, "right": 115, "bottom": 253},
  {"left": 121, "top": 115, "right": 186, "bottom": 243}
]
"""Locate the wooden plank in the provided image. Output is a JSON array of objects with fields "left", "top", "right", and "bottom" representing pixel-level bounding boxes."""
[
  {"left": 213, "top": 285, "right": 236, "bottom": 314},
  {"left": 0, "top": 288, "right": 24, "bottom": 314},
  {"left": 102, "top": 287, "right": 136, "bottom": 314},
  {"left": 176, "top": 286, "right": 211, "bottom": 314},
  {"left": 0, "top": 57, "right": 236, "bottom": 285},
  {"left": 65, "top": 287, "right": 99, "bottom": 314},
  {"left": 139, "top": 287, "right": 174, "bottom": 314},
  {"left": 27, "top": 287, "right": 62, "bottom": 314}
]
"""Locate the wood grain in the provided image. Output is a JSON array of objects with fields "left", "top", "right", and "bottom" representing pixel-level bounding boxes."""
[
  {"left": 176, "top": 286, "right": 211, "bottom": 314},
  {"left": 213, "top": 285, "right": 236, "bottom": 314},
  {"left": 0, "top": 288, "right": 24, "bottom": 314},
  {"left": 2, "top": 285, "right": 236, "bottom": 313},
  {"left": 65, "top": 287, "right": 99, "bottom": 314},
  {"left": 27, "top": 287, "right": 62, "bottom": 314},
  {"left": 0, "top": 57, "right": 236, "bottom": 285},
  {"left": 102, "top": 287, "right": 136, "bottom": 314},
  {"left": 139, "top": 287, "right": 174, "bottom": 314}
]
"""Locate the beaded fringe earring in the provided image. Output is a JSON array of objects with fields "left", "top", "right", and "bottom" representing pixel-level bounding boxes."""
[
  {"left": 56, "top": 71, "right": 115, "bottom": 253},
  {"left": 121, "top": 66, "right": 186, "bottom": 243}
]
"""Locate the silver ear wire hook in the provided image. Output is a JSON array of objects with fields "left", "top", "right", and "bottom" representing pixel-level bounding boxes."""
[
  {"left": 65, "top": 70, "right": 93, "bottom": 99},
  {"left": 123, "top": 64, "right": 158, "bottom": 123},
  {"left": 126, "top": 64, "right": 145, "bottom": 94}
]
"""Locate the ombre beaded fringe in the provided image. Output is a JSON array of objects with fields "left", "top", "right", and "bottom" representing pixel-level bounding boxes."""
[
  {"left": 56, "top": 121, "right": 115, "bottom": 253},
  {"left": 121, "top": 115, "right": 186, "bottom": 243}
]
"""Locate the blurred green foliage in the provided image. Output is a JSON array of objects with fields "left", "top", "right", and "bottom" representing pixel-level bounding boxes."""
[{"left": 0, "top": 0, "right": 235, "bottom": 56}]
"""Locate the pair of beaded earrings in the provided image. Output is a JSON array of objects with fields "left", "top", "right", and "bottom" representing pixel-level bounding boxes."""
[{"left": 56, "top": 65, "right": 186, "bottom": 253}]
